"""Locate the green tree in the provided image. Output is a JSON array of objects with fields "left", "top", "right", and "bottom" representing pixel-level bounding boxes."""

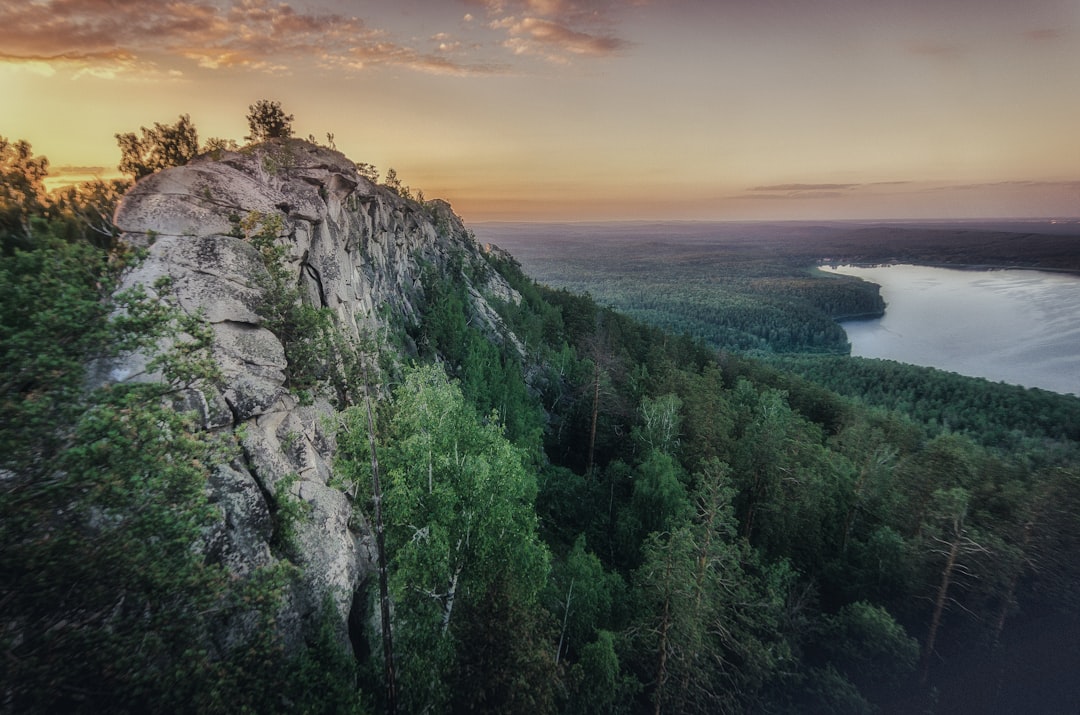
[
  {"left": 916, "top": 487, "right": 991, "bottom": 685},
  {"left": 617, "top": 450, "right": 691, "bottom": 567},
  {"left": 246, "top": 99, "right": 295, "bottom": 142},
  {"left": 341, "top": 365, "right": 551, "bottom": 713},
  {"left": 629, "top": 460, "right": 795, "bottom": 714},
  {"left": 115, "top": 114, "right": 200, "bottom": 179},
  {"left": 0, "top": 136, "right": 49, "bottom": 246},
  {"left": 549, "top": 535, "right": 625, "bottom": 664},
  {"left": 47, "top": 178, "right": 131, "bottom": 249},
  {"left": 632, "top": 393, "right": 683, "bottom": 455},
  {"left": 817, "top": 601, "right": 919, "bottom": 695},
  {"left": 239, "top": 211, "right": 341, "bottom": 393},
  {"left": 567, "top": 630, "right": 639, "bottom": 715},
  {"left": 2, "top": 224, "right": 285, "bottom": 710}
]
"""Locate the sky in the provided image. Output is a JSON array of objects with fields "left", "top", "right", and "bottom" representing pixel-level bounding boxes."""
[{"left": 3, "top": 0, "right": 1080, "bottom": 222}]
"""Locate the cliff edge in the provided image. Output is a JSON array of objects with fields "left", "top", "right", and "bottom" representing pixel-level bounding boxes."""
[{"left": 104, "top": 139, "right": 521, "bottom": 643}]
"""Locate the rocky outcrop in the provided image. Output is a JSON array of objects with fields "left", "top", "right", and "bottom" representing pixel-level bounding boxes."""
[{"left": 105, "top": 139, "right": 521, "bottom": 644}]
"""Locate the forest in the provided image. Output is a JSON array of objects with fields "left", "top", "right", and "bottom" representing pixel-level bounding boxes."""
[
  {"left": 476, "top": 220, "right": 1080, "bottom": 356},
  {"left": 4, "top": 115, "right": 1080, "bottom": 715}
]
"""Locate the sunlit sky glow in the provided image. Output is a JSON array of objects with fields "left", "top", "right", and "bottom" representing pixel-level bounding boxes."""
[{"left": 4, "top": 0, "right": 1080, "bottom": 221}]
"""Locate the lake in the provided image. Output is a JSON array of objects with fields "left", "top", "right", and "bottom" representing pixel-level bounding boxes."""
[{"left": 823, "top": 264, "right": 1080, "bottom": 396}]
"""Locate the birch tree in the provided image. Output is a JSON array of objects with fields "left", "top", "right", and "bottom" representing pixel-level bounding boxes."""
[{"left": 376, "top": 365, "right": 550, "bottom": 712}]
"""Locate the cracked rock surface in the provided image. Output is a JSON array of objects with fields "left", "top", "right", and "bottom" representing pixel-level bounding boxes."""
[{"left": 104, "top": 139, "right": 522, "bottom": 644}]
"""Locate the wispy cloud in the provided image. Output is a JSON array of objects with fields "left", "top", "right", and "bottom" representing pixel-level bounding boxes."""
[
  {"left": 743, "top": 181, "right": 920, "bottom": 201},
  {"left": 0, "top": 0, "right": 506, "bottom": 78},
  {"left": 468, "top": 0, "right": 639, "bottom": 63},
  {"left": 934, "top": 180, "right": 1080, "bottom": 192},
  {"left": 906, "top": 41, "right": 965, "bottom": 62},
  {"left": 741, "top": 179, "right": 1080, "bottom": 204},
  {"left": 54, "top": 165, "right": 110, "bottom": 174},
  {"left": 752, "top": 183, "right": 859, "bottom": 192},
  {"left": 0, "top": 49, "right": 157, "bottom": 79},
  {"left": 500, "top": 17, "right": 627, "bottom": 60},
  {"left": 328, "top": 42, "right": 507, "bottom": 77},
  {"left": 1024, "top": 28, "right": 1062, "bottom": 42}
]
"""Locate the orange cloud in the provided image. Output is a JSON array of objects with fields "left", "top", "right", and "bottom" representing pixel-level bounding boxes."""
[
  {"left": 0, "top": 0, "right": 503, "bottom": 77},
  {"left": 331, "top": 42, "right": 507, "bottom": 76},
  {"left": 471, "top": 0, "right": 638, "bottom": 62},
  {"left": 503, "top": 17, "right": 627, "bottom": 58}
]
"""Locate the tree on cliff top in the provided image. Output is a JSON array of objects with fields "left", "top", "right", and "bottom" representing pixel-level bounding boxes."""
[
  {"left": 115, "top": 114, "right": 200, "bottom": 180},
  {"left": 246, "top": 99, "right": 294, "bottom": 142},
  {"left": 0, "top": 137, "right": 48, "bottom": 243}
]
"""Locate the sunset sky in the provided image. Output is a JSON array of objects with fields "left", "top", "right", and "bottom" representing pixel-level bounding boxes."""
[{"left": 3, "top": 0, "right": 1079, "bottom": 222}]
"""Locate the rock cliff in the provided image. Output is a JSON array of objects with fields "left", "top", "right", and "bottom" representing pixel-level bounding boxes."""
[{"left": 105, "top": 139, "right": 521, "bottom": 643}]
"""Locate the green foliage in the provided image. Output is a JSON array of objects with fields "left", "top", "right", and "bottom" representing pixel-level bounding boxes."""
[
  {"left": 204, "top": 136, "right": 241, "bottom": 155},
  {"left": 339, "top": 364, "right": 551, "bottom": 713},
  {"left": 773, "top": 354, "right": 1080, "bottom": 446},
  {"left": 240, "top": 211, "right": 340, "bottom": 393},
  {"left": 632, "top": 393, "right": 683, "bottom": 455},
  {"left": 417, "top": 261, "right": 546, "bottom": 450},
  {"left": 1, "top": 222, "right": 267, "bottom": 710},
  {"left": 0, "top": 135, "right": 49, "bottom": 244},
  {"left": 46, "top": 177, "right": 132, "bottom": 250},
  {"left": 115, "top": 113, "right": 200, "bottom": 179},
  {"left": 818, "top": 601, "right": 919, "bottom": 691},
  {"left": 548, "top": 535, "right": 626, "bottom": 662},
  {"left": 483, "top": 225, "right": 886, "bottom": 354},
  {"left": 355, "top": 161, "right": 379, "bottom": 182},
  {"left": 0, "top": 208, "right": 370, "bottom": 713},
  {"left": 628, "top": 477, "right": 797, "bottom": 714},
  {"left": 7, "top": 133, "right": 1080, "bottom": 712},
  {"left": 246, "top": 99, "right": 295, "bottom": 142},
  {"left": 567, "top": 630, "right": 640, "bottom": 715},
  {"left": 270, "top": 472, "right": 311, "bottom": 557},
  {"left": 382, "top": 167, "right": 413, "bottom": 200}
]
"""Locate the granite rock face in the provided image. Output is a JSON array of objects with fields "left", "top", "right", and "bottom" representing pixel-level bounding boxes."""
[{"left": 106, "top": 139, "right": 521, "bottom": 643}]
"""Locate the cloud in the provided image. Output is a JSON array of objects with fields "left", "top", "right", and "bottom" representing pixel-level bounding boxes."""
[
  {"left": 501, "top": 17, "right": 627, "bottom": 59},
  {"left": 0, "top": 0, "right": 504, "bottom": 77},
  {"left": 329, "top": 42, "right": 507, "bottom": 76},
  {"left": 737, "top": 178, "right": 1080, "bottom": 207},
  {"left": 933, "top": 180, "right": 1080, "bottom": 192},
  {"left": 1024, "top": 28, "right": 1062, "bottom": 42},
  {"left": 907, "top": 41, "right": 965, "bottom": 62},
  {"left": 741, "top": 190, "right": 851, "bottom": 201},
  {"left": 54, "top": 165, "right": 111, "bottom": 174},
  {"left": 468, "top": 0, "right": 640, "bottom": 62},
  {"left": 743, "top": 182, "right": 917, "bottom": 201},
  {"left": 0, "top": 48, "right": 171, "bottom": 80},
  {"left": 752, "top": 183, "right": 859, "bottom": 192}
]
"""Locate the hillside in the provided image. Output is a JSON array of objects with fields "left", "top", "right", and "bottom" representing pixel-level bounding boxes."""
[
  {"left": 103, "top": 139, "right": 525, "bottom": 629},
  {"left": 4, "top": 141, "right": 1080, "bottom": 713},
  {"left": 474, "top": 220, "right": 1080, "bottom": 354}
]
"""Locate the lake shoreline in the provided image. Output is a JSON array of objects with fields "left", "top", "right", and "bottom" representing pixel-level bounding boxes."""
[
  {"left": 829, "top": 264, "right": 1080, "bottom": 397},
  {"left": 822, "top": 260, "right": 1080, "bottom": 277}
]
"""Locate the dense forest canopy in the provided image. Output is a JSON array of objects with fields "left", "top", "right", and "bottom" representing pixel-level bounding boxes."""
[{"left": 3, "top": 122, "right": 1080, "bottom": 714}]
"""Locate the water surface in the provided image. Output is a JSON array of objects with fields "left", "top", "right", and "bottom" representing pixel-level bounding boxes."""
[{"left": 824, "top": 264, "right": 1080, "bottom": 396}]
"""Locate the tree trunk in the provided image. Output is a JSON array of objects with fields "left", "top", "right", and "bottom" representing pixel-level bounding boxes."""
[
  {"left": 441, "top": 565, "right": 462, "bottom": 636},
  {"left": 920, "top": 537, "right": 959, "bottom": 686},
  {"left": 587, "top": 360, "right": 600, "bottom": 476},
  {"left": 555, "top": 578, "right": 574, "bottom": 665},
  {"left": 362, "top": 359, "right": 397, "bottom": 714},
  {"left": 992, "top": 517, "right": 1035, "bottom": 646},
  {"left": 654, "top": 542, "right": 675, "bottom": 715},
  {"left": 841, "top": 466, "right": 869, "bottom": 553}
]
